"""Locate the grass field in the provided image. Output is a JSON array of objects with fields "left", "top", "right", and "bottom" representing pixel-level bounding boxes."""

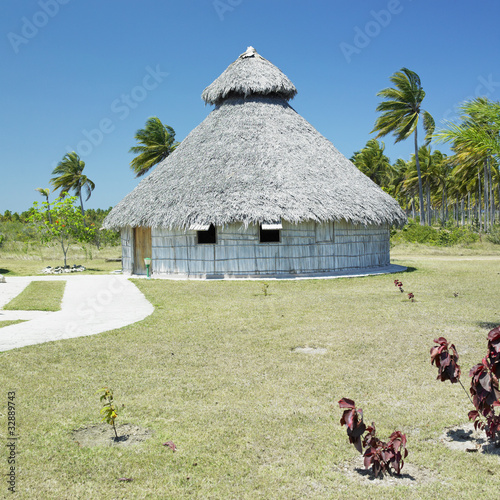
[
  {"left": 0, "top": 319, "right": 26, "bottom": 329},
  {"left": 0, "top": 242, "right": 121, "bottom": 276},
  {"left": 0, "top": 246, "right": 499, "bottom": 498},
  {"left": 3, "top": 281, "right": 66, "bottom": 311}
]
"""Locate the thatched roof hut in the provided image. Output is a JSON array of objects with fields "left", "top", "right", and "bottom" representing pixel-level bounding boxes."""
[{"left": 104, "top": 47, "right": 406, "bottom": 278}]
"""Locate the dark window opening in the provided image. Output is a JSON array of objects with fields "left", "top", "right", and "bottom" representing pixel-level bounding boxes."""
[
  {"left": 259, "top": 225, "right": 280, "bottom": 243},
  {"left": 197, "top": 224, "right": 216, "bottom": 244}
]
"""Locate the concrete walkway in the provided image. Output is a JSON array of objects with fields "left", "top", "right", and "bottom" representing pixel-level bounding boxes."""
[{"left": 0, "top": 275, "right": 154, "bottom": 352}]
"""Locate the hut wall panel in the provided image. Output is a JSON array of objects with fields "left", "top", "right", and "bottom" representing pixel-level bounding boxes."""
[
  {"left": 143, "top": 221, "right": 390, "bottom": 277},
  {"left": 315, "top": 221, "right": 334, "bottom": 242},
  {"left": 121, "top": 227, "right": 133, "bottom": 273}
]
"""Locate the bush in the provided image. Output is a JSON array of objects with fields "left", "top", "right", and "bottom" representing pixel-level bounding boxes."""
[
  {"left": 393, "top": 220, "right": 479, "bottom": 246},
  {"left": 431, "top": 328, "right": 500, "bottom": 445},
  {"left": 487, "top": 225, "right": 500, "bottom": 245}
]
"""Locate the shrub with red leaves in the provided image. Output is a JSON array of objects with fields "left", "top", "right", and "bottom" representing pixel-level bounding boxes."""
[
  {"left": 394, "top": 279, "right": 404, "bottom": 292},
  {"left": 339, "top": 398, "right": 365, "bottom": 453},
  {"left": 339, "top": 398, "right": 408, "bottom": 478},
  {"left": 487, "top": 326, "right": 500, "bottom": 378},
  {"left": 430, "top": 337, "right": 461, "bottom": 383},
  {"left": 431, "top": 328, "right": 500, "bottom": 444}
]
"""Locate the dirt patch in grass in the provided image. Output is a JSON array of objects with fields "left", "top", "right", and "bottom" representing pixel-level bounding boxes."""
[
  {"left": 440, "top": 423, "right": 500, "bottom": 455},
  {"left": 292, "top": 346, "right": 327, "bottom": 354},
  {"left": 335, "top": 455, "right": 440, "bottom": 487},
  {"left": 72, "top": 423, "right": 153, "bottom": 447}
]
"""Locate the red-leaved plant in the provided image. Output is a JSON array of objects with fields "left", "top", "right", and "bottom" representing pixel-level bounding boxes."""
[
  {"left": 339, "top": 398, "right": 408, "bottom": 478},
  {"left": 394, "top": 279, "right": 404, "bottom": 292},
  {"left": 430, "top": 337, "right": 461, "bottom": 384},
  {"left": 430, "top": 327, "right": 500, "bottom": 445}
]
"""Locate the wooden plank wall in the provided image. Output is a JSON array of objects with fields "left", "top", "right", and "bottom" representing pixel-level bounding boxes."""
[
  {"left": 148, "top": 220, "right": 389, "bottom": 277},
  {"left": 133, "top": 227, "right": 152, "bottom": 275}
]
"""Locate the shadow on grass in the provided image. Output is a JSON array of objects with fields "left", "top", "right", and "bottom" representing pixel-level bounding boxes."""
[
  {"left": 0, "top": 268, "right": 11, "bottom": 275},
  {"left": 404, "top": 266, "right": 417, "bottom": 273},
  {"left": 353, "top": 467, "right": 416, "bottom": 482},
  {"left": 478, "top": 322, "right": 499, "bottom": 331}
]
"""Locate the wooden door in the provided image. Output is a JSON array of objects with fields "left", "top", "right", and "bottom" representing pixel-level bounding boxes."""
[{"left": 133, "top": 227, "right": 152, "bottom": 275}]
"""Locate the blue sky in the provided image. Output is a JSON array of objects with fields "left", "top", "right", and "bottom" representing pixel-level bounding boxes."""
[{"left": 1, "top": 0, "right": 499, "bottom": 213}]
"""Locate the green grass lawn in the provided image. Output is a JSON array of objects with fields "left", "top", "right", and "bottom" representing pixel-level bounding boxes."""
[
  {"left": 3, "top": 281, "right": 66, "bottom": 311},
  {"left": 0, "top": 319, "right": 27, "bottom": 328},
  {"left": 1, "top": 252, "right": 499, "bottom": 498}
]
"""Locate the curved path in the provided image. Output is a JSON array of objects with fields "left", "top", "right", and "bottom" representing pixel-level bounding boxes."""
[{"left": 0, "top": 275, "right": 154, "bottom": 352}]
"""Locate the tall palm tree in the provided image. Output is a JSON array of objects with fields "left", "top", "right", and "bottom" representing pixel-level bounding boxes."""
[
  {"left": 372, "top": 68, "right": 435, "bottom": 225},
  {"left": 404, "top": 147, "right": 446, "bottom": 225},
  {"left": 350, "top": 139, "right": 394, "bottom": 189},
  {"left": 35, "top": 187, "right": 52, "bottom": 223},
  {"left": 129, "top": 117, "right": 179, "bottom": 177},
  {"left": 50, "top": 152, "right": 95, "bottom": 216}
]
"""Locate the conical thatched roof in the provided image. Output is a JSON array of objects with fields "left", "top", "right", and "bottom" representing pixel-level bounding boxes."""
[
  {"left": 201, "top": 46, "right": 297, "bottom": 105},
  {"left": 103, "top": 47, "right": 406, "bottom": 230}
]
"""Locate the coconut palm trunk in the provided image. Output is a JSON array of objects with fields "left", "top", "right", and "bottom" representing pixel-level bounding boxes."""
[{"left": 414, "top": 128, "right": 425, "bottom": 224}]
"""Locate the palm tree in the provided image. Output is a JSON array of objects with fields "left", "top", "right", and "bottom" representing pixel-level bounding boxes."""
[
  {"left": 50, "top": 152, "right": 95, "bottom": 216},
  {"left": 404, "top": 147, "right": 446, "bottom": 225},
  {"left": 350, "top": 139, "right": 394, "bottom": 189},
  {"left": 390, "top": 158, "right": 413, "bottom": 216},
  {"left": 129, "top": 117, "right": 179, "bottom": 177},
  {"left": 372, "top": 68, "right": 435, "bottom": 225},
  {"left": 434, "top": 98, "right": 500, "bottom": 229},
  {"left": 35, "top": 187, "right": 52, "bottom": 223}
]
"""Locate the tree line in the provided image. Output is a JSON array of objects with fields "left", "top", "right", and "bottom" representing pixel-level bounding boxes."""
[
  {"left": 352, "top": 68, "right": 499, "bottom": 231},
  {"left": 7, "top": 71, "right": 499, "bottom": 254},
  {"left": 1, "top": 117, "right": 180, "bottom": 259}
]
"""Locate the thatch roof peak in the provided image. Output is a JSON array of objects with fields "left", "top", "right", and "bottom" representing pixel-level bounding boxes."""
[{"left": 201, "top": 47, "right": 297, "bottom": 105}]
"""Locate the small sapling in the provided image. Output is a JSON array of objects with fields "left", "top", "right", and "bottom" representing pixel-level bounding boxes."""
[{"left": 98, "top": 387, "right": 119, "bottom": 439}]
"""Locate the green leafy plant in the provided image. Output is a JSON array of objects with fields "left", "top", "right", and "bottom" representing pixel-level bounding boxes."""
[
  {"left": 98, "top": 387, "right": 119, "bottom": 439},
  {"left": 29, "top": 196, "right": 95, "bottom": 267},
  {"left": 393, "top": 220, "right": 480, "bottom": 246},
  {"left": 487, "top": 225, "right": 500, "bottom": 245},
  {"left": 338, "top": 398, "right": 408, "bottom": 478}
]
